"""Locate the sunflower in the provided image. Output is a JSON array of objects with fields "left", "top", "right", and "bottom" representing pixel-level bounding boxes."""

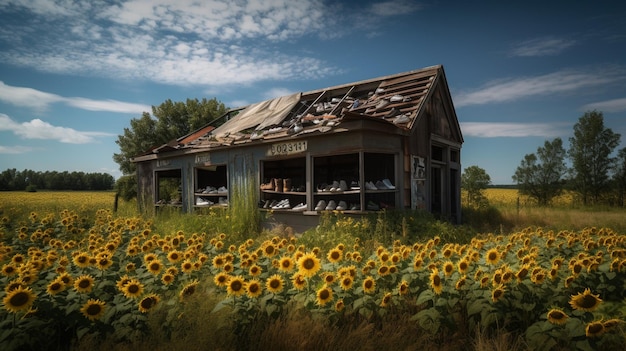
[
  {"left": 1, "top": 264, "right": 17, "bottom": 277},
  {"left": 226, "top": 275, "right": 246, "bottom": 297},
  {"left": 398, "top": 280, "right": 409, "bottom": 295},
  {"left": 80, "top": 299, "right": 106, "bottom": 321},
  {"left": 569, "top": 288, "right": 602, "bottom": 312},
  {"left": 246, "top": 279, "right": 263, "bottom": 298},
  {"left": 46, "top": 278, "right": 65, "bottom": 295},
  {"left": 266, "top": 274, "right": 284, "bottom": 294},
  {"left": 585, "top": 321, "right": 605, "bottom": 338},
  {"left": 327, "top": 248, "right": 343, "bottom": 263},
  {"left": 297, "top": 252, "right": 321, "bottom": 278},
  {"left": 491, "top": 285, "right": 506, "bottom": 302},
  {"left": 547, "top": 308, "right": 569, "bottom": 325},
  {"left": 278, "top": 256, "right": 295, "bottom": 272},
  {"left": 443, "top": 261, "right": 455, "bottom": 277},
  {"left": 3, "top": 286, "right": 36, "bottom": 313},
  {"left": 315, "top": 285, "right": 333, "bottom": 306},
  {"left": 602, "top": 318, "right": 623, "bottom": 331},
  {"left": 57, "top": 272, "right": 73, "bottom": 287},
  {"left": 167, "top": 250, "right": 184, "bottom": 264},
  {"left": 213, "top": 272, "right": 230, "bottom": 287},
  {"left": 377, "top": 265, "right": 390, "bottom": 277},
  {"left": 248, "top": 264, "right": 262, "bottom": 277},
  {"left": 178, "top": 259, "right": 193, "bottom": 274},
  {"left": 380, "top": 292, "right": 393, "bottom": 307},
  {"left": 138, "top": 293, "right": 160, "bottom": 313},
  {"left": 72, "top": 252, "right": 91, "bottom": 268},
  {"left": 122, "top": 279, "right": 144, "bottom": 299},
  {"left": 457, "top": 259, "right": 470, "bottom": 275},
  {"left": 362, "top": 276, "right": 376, "bottom": 294},
  {"left": 455, "top": 276, "right": 467, "bottom": 290},
  {"left": 413, "top": 258, "right": 423, "bottom": 271},
  {"left": 339, "top": 275, "right": 354, "bottom": 291},
  {"left": 323, "top": 272, "right": 336, "bottom": 285},
  {"left": 147, "top": 259, "right": 163, "bottom": 275},
  {"left": 212, "top": 255, "right": 226, "bottom": 269},
  {"left": 261, "top": 243, "right": 278, "bottom": 258},
  {"left": 335, "top": 299, "right": 345, "bottom": 312},
  {"left": 429, "top": 268, "right": 443, "bottom": 295},
  {"left": 180, "top": 279, "right": 200, "bottom": 300},
  {"left": 74, "top": 274, "right": 95, "bottom": 293},
  {"left": 161, "top": 273, "right": 175, "bottom": 285},
  {"left": 291, "top": 272, "right": 307, "bottom": 290},
  {"left": 95, "top": 254, "right": 113, "bottom": 271},
  {"left": 485, "top": 248, "right": 500, "bottom": 265}
]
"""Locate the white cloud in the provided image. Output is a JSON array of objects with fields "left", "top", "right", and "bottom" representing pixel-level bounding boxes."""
[
  {"left": 0, "top": 145, "right": 36, "bottom": 154},
  {"left": 510, "top": 37, "right": 577, "bottom": 57},
  {"left": 368, "top": 0, "right": 422, "bottom": 17},
  {"left": 454, "top": 67, "right": 626, "bottom": 107},
  {"left": 581, "top": 97, "right": 626, "bottom": 113},
  {"left": 0, "top": 81, "right": 151, "bottom": 114},
  {"left": 0, "top": 0, "right": 416, "bottom": 87},
  {"left": 262, "top": 87, "right": 297, "bottom": 100},
  {"left": 0, "top": 113, "right": 114, "bottom": 144},
  {"left": 460, "top": 122, "right": 566, "bottom": 138}
]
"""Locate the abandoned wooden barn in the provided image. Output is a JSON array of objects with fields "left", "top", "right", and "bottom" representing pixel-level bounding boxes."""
[{"left": 131, "top": 65, "right": 463, "bottom": 231}]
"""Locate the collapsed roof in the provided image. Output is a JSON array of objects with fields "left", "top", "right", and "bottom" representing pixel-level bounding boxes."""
[{"left": 150, "top": 65, "right": 448, "bottom": 152}]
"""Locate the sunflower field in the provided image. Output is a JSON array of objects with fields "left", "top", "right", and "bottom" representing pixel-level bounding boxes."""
[{"left": 0, "top": 199, "right": 625, "bottom": 350}]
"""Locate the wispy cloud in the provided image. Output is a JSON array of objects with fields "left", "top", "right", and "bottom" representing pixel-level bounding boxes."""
[
  {"left": 0, "top": 0, "right": 411, "bottom": 87},
  {"left": 0, "top": 113, "right": 114, "bottom": 144},
  {"left": 454, "top": 67, "right": 626, "bottom": 107},
  {"left": 0, "top": 145, "right": 37, "bottom": 154},
  {"left": 0, "top": 81, "right": 151, "bottom": 114},
  {"left": 509, "top": 37, "right": 577, "bottom": 57},
  {"left": 460, "top": 122, "right": 566, "bottom": 138},
  {"left": 581, "top": 97, "right": 626, "bottom": 113},
  {"left": 368, "top": 0, "right": 422, "bottom": 16}
]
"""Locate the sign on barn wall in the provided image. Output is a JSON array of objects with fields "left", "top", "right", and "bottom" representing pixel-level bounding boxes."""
[{"left": 266, "top": 140, "right": 307, "bottom": 157}]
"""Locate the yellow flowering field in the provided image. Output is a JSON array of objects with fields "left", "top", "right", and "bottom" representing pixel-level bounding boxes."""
[
  {"left": 482, "top": 188, "right": 575, "bottom": 207},
  {"left": 0, "top": 206, "right": 625, "bottom": 350}
]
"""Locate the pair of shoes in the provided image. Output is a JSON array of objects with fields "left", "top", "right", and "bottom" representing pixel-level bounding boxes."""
[
  {"left": 217, "top": 186, "right": 228, "bottom": 193},
  {"left": 366, "top": 201, "right": 380, "bottom": 211},
  {"left": 314, "top": 200, "right": 327, "bottom": 211},
  {"left": 260, "top": 179, "right": 274, "bottom": 190},
  {"left": 350, "top": 181, "right": 360, "bottom": 190},
  {"left": 202, "top": 186, "right": 217, "bottom": 194},
  {"left": 365, "top": 181, "right": 378, "bottom": 190},
  {"left": 272, "top": 199, "right": 291, "bottom": 209},
  {"left": 328, "top": 180, "right": 349, "bottom": 192},
  {"left": 376, "top": 99, "right": 390, "bottom": 109},
  {"left": 325, "top": 200, "right": 337, "bottom": 210},
  {"left": 393, "top": 113, "right": 411, "bottom": 124},
  {"left": 283, "top": 178, "right": 292, "bottom": 192},
  {"left": 292, "top": 203, "right": 307, "bottom": 211},
  {"left": 335, "top": 201, "right": 348, "bottom": 211},
  {"left": 382, "top": 179, "right": 395, "bottom": 189},
  {"left": 196, "top": 197, "right": 213, "bottom": 206},
  {"left": 383, "top": 108, "right": 401, "bottom": 119},
  {"left": 218, "top": 197, "right": 228, "bottom": 206},
  {"left": 350, "top": 203, "right": 360, "bottom": 210}
]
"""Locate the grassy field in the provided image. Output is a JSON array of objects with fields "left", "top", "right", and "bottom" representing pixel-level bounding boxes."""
[{"left": 0, "top": 190, "right": 625, "bottom": 351}]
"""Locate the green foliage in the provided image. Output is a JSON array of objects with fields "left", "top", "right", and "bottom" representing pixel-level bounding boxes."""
[
  {"left": 568, "top": 111, "right": 621, "bottom": 205},
  {"left": 113, "top": 98, "right": 228, "bottom": 175},
  {"left": 0, "top": 168, "right": 114, "bottom": 191},
  {"left": 513, "top": 138, "right": 567, "bottom": 206},
  {"left": 462, "top": 166, "right": 491, "bottom": 208},
  {"left": 115, "top": 175, "right": 137, "bottom": 202}
]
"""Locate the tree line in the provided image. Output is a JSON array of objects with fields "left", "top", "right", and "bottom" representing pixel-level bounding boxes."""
[
  {"left": 0, "top": 169, "right": 115, "bottom": 191},
  {"left": 463, "top": 111, "right": 626, "bottom": 207}
]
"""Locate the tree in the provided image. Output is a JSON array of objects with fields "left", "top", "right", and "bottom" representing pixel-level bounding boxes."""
[
  {"left": 461, "top": 165, "right": 491, "bottom": 207},
  {"left": 113, "top": 98, "right": 228, "bottom": 175},
  {"left": 613, "top": 147, "right": 626, "bottom": 207},
  {"left": 568, "top": 111, "right": 621, "bottom": 205},
  {"left": 512, "top": 138, "right": 567, "bottom": 206}
]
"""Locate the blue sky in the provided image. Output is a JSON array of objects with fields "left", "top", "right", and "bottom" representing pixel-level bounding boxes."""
[{"left": 1, "top": 0, "right": 625, "bottom": 185}]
